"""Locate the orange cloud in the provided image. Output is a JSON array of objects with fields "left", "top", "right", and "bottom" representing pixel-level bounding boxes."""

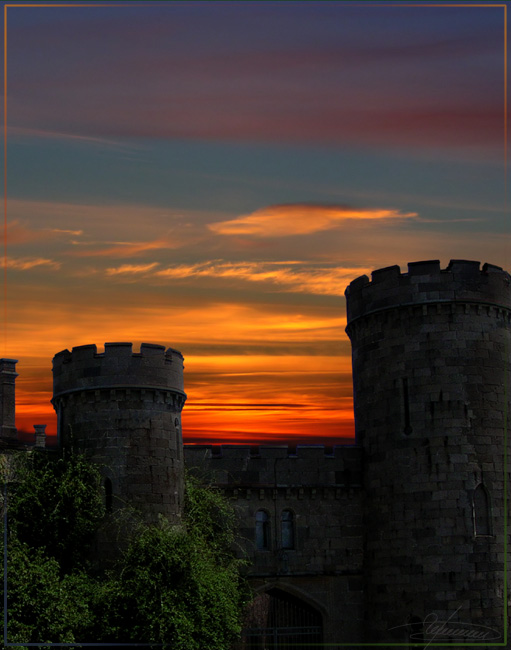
[
  {"left": 70, "top": 238, "right": 180, "bottom": 258},
  {"left": 208, "top": 203, "right": 418, "bottom": 237},
  {"left": 5, "top": 221, "right": 55, "bottom": 245},
  {"left": 48, "top": 228, "right": 84, "bottom": 236},
  {"left": 5, "top": 256, "right": 61, "bottom": 271},
  {"left": 150, "top": 261, "right": 371, "bottom": 296},
  {"left": 106, "top": 262, "right": 160, "bottom": 275}
]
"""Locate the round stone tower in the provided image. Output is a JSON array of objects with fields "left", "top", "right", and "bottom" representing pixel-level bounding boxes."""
[
  {"left": 52, "top": 342, "right": 187, "bottom": 526},
  {"left": 345, "top": 260, "right": 510, "bottom": 645}
]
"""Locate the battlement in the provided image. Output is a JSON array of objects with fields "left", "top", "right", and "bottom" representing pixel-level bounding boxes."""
[
  {"left": 345, "top": 260, "right": 511, "bottom": 324},
  {"left": 184, "top": 444, "right": 363, "bottom": 487},
  {"left": 53, "top": 342, "right": 185, "bottom": 398},
  {"left": 184, "top": 443, "right": 361, "bottom": 460}
]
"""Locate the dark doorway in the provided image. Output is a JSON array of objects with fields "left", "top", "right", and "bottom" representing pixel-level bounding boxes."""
[{"left": 237, "top": 588, "right": 322, "bottom": 649}]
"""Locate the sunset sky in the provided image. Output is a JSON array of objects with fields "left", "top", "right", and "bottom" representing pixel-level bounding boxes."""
[{"left": 3, "top": 1, "right": 509, "bottom": 445}]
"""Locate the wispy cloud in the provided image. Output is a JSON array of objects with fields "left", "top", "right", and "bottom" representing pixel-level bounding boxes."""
[
  {"left": 8, "top": 10, "right": 501, "bottom": 154},
  {"left": 209, "top": 204, "right": 418, "bottom": 237},
  {"left": 7, "top": 126, "right": 131, "bottom": 152},
  {"left": 47, "top": 228, "right": 84, "bottom": 236},
  {"left": 105, "top": 259, "right": 371, "bottom": 296},
  {"left": 70, "top": 237, "right": 182, "bottom": 258},
  {"left": 106, "top": 262, "right": 160, "bottom": 275},
  {"left": 5, "top": 221, "right": 56, "bottom": 245},
  {"left": 5, "top": 256, "right": 61, "bottom": 271}
]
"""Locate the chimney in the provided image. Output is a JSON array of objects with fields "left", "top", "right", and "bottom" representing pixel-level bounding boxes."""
[
  {"left": 34, "top": 424, "right": 47, "bottom": 449},
  {"left": 0, "top": 359, "right": 18, "bottom": 440}
]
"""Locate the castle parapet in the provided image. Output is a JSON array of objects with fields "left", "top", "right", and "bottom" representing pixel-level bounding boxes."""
[
  {"left": 53, "top": 342, "right": 185, "bottom": 398},
  {"left": 184, "top": 444, "right": 363, "bottom": 488},
  {"left": 345, "top": 259, "right": 511, "bottom": 324}
]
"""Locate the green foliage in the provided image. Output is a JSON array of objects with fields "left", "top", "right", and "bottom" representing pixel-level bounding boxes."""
[
  {"left": 6, "top": 539, "right": 96, "bottom": 646},
  {"left": 185, "top": 473, "right": 238, "bottom": 556},
  {"left": 96, "top": 516, "right": 248, "bottom": 649},
  {"left": 7, "top": 450, "right": 105, "bottom": 572},
  {"left": 2, "top": 452, "right": 249, "bottom": 650},
  {"left": 94, "top": 475, "right": 249, "bottom": 649}
]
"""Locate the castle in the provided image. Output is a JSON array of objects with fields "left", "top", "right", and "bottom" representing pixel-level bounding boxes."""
[{"left": 1, "top": 259, "right": 510, "bottom": 649}]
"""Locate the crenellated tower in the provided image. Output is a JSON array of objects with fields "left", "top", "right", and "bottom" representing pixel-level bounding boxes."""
[
  {"left": 345, "top": 259, "right": 511, "bottom": 645},
  {"left": 52, "top": 342, "right": 187, "bottom": 527}
]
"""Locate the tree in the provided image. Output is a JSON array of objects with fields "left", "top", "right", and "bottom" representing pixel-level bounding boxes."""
[
  {"left": 2, "top": 450, "right": 249, "bottom": 649},
  {"left": 6, "top": 449, "right": 105, "bottom": 572},
  {"left": 5, "top": 540, "right": 96, "bottom": 646},
  {"left": 95, "top": 476, "right": 249, "bottom": 649}
]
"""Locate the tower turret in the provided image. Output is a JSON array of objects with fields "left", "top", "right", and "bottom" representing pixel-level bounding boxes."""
[
  {"left": 345, "top": 260, "right": 510, "bottom": 644},
  {"left": 52, "top": 342, "right": 186, "bottom": 526}
]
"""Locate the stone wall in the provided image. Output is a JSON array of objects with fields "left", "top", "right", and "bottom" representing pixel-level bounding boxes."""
[{"left": 185, "top": 444, "right": 365, "bottom": 644}]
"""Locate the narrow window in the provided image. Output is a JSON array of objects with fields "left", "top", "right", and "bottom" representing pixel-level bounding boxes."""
[
  {"left": 256, "top": 510, "right": 270, "bottom": 550},
  {"left": 402, "top": 377, "right": 412, "bottom": 435},
  {"left": 474, "top": 484, "right": 491, "bottom": 536},
  {"left": 105, "top": 478, "right": 113, "bottom": 514},
  {"left": 281, "top": 510, "right": 294, "bottom": 550}
]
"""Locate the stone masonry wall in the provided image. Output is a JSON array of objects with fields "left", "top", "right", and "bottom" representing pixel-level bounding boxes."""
[{"left": 185, "top": 444, "right": 365, "bottom": 644}]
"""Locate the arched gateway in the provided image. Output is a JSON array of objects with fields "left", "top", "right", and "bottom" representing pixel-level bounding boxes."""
[{"left": 237, "top": 588, "right": 323, "bottom": 649}]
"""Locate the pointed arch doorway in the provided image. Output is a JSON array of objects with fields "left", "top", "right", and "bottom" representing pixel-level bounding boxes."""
[{"left": 239, "top": 587, "right": 323, "bottom": 649}]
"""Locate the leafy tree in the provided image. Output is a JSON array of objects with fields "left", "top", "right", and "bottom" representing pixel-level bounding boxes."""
[
  {"left": 6, "top": 449, "right": 105, "bottom": 572},
  {"left": 2, "top": 451, "right": 249, "bottom": 650},
  {"left": 95, "top": 477, "right": 249, "bottom": 649},
  {"left": 5, "top": 540, "right": 95, "bottom": 646}
]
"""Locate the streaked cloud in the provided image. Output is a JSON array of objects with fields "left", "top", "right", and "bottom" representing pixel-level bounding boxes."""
[
  {"left": 209, "top": 204, "right": 418, "bottom": 237},
  {"left": 70, "top": 238, "right": 181, "bottom": 258},
  {"left": 105, "top": 260, "right": 371, "bottom": 297},
  {"left": 5, "top": 256, "right": 61, "bottom": 271},
  {"left": 8, "top": 8, "right": 502, "bottom": 155},
  {"left": 47, "top": 228, "right": 84, "bottom": 236},
  {"left": 5, "top": 221, "right": 56, "bottom": 245},
  {"left": 8, "top": 125, "right": 133, "bottom": 152},
  {"left": 106, "top": 262, "right": 160, "bottom": 275}
]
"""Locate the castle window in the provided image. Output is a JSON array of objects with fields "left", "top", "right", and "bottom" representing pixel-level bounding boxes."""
[
  {"left": 473, "top": 483, "right": 491, "bottom": 536},
  {"left": 104, "top": 478, "right": 113, "bottom": 513},
  {"left": 256, "top": 510, "right": 270, "bottom": 550},
  {"left": 402, "top": 377, "right": 412, "bottom": 435},
  {"left": 281, "top": 510, "right": 294, "bottom": 550}
]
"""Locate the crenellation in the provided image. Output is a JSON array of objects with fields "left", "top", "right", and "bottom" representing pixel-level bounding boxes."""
[
  {"left": 346, "top": 259, "right": 511, "bottom": 326},
  {"left": 370, "top": 264, "right": 401, "bottom": 284}
]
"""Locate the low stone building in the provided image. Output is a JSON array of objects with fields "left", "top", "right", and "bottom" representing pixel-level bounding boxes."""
[{"left": 1, "top": 258, "right": 510, "bottom": 649}]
